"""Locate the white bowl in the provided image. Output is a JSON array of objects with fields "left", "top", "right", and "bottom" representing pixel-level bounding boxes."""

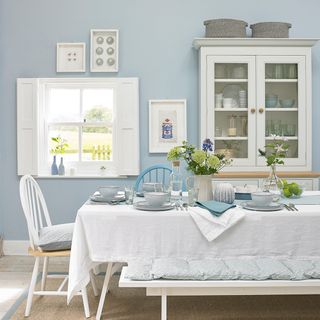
[
  {"left": 251, "top": 192, "right": 274, "bottom": 206},
  {"left": 144, "top": 192, "right": 169, "bottom": 206},
  {"left": 142, "top": 182, "right": 163, "bottom": 192},
  {"left": 99, "top": 186, "right": 120, "bottom": 200}
]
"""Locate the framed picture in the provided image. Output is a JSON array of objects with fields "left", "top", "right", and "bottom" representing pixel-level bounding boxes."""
[
  {"left": 56, "top": 43, "right": 86, "bottom": 72},
  {"left": 90, "top": 29, "right": 119, "bottom": 72},
  {"left": 149, "top": 99, "right": 187, "bottom": 153}
]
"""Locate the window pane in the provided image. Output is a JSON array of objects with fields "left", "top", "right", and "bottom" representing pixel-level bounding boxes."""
[
  {"left": 48, "top": 89, "right": 81, "bottom": 122},
  {"left": 83, "top": 89, "right": 113, "bottom": 123},
  {"left": 82, "top": 126, "right": 112, "bottom": 161},
  {"left": 49, "top": 125, "right": 79, "bottom": 162}
]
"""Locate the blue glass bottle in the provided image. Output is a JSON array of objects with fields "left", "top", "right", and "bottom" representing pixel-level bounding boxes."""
[
  {"left": 51, "top": 155, "right": 58, "bottom": 175},
  {"left": 58, "top": 157, "right": 65, "bottom": 176}
]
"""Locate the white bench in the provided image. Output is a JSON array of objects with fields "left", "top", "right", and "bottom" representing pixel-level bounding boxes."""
[{"left": 119, "top": 266, "right": 320, "bottom": 320}]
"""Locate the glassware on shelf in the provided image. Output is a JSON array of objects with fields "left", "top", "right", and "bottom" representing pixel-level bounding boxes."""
[
  {"left": 286, "top": 64, "right": 297, "bottom": 79},
  {"left": 239, "top": 90, "right": 247, "bottom": 108},
  {"left": 239, "top": 116, "right": 247, "bottom": 136},
  {"left": 287, "top": 124, "right": 297, "bottom": 136},
  {"left": 215, "top": 64, "right": 227, "bottom": 78},
  {"left": 215, "top": 93, "right": 223, "bottom": 108},
  {"left": 228, "top": 115, "right": 237, "bottom": 137},
  {"left": 215, "top": 127, "right": 222, "bottom": 137},
  {"left": 273, "top": 65, "right": 283, "bottom": 79},
  {"left": 232, "top": 66, "right": 246, "bottom": 79}
]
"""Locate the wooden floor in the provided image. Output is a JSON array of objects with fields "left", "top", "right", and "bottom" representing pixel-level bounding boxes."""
[{"left": 0, "top": 255, "right": 69, "bottom": 319}]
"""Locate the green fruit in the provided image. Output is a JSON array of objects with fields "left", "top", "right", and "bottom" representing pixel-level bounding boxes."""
[
  {"left": 282, "top": 179, "right": 288, "bottom": 186},
  {"left": 283, "top": 188, "right": 292, "bottom": 198},
  {"left": 289, "top": 184, "right": 301, "bottom": 196}
]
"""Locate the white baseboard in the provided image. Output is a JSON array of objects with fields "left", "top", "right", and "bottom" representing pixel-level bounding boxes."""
[{"left": 3, "top": 240, "right": 29, "bottom": 255}]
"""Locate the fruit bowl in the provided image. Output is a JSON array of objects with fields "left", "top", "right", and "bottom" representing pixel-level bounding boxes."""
[{"left": 281, "top": 180, "right": 305, "bottom": 198}]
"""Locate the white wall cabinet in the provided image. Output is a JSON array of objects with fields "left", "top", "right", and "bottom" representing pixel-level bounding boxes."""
[{"left": 194, "top": 38, "right": 318, "bottom": 172}]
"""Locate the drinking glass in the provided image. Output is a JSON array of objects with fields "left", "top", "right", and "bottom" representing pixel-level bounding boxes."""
[
  {"left": 125, "top": 186, "right": 135, "bottom": 204},
  {"left": 186, "top": 176, "right": 199, "bottom": 206}
]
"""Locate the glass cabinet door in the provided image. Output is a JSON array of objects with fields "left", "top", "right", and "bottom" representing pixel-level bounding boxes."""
[
  {"left": 206, "top": 56, "right": 256, "bottom": 167},
  {"left": 256, "top": 56, "right": 306, "bottom": 167}
]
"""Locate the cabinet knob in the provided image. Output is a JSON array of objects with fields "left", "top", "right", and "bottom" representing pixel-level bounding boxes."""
[
  {"left": 250, "top": 108, "right": 256, "bottom": 114},
  {"left": 259, "top": 108, "right": 264, "bottom": 114}
]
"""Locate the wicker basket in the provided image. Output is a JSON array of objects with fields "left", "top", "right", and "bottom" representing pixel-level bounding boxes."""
[
  {"left": 204, "top": 19, "right": 248, "bottom": 38},
  {"left": 250, "top": 22, "right": 292, "bottom": 38}
]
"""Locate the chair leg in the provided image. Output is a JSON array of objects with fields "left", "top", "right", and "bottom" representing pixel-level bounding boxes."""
[
  {"left": 161, "top": 289, "right": 167, "bottom": 320},
  {"left": 25, "top": 256, "right": 40, "bottom": 317},
  {"left": 41, "top": 256, "right": 49, "bottom": 291},
  {"left": 90, "top": 270, "right": 99, "bottom": 297},
  {"left": 81, "top": 286, "right": 90, "bottom": 318},
  {"left": 96, "top": 262, "right": 113, "bottom": 320}
]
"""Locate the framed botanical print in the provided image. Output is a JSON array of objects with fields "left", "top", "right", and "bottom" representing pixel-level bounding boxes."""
[{"left": 149, "top": 99, "right": 187, "bottom": 153}]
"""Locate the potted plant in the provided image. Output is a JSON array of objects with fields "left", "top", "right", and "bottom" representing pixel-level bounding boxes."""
[
  {"left": 51, "top": 136, "right": 69, "bottom": 176},
  {"left": 167, "top": 139, "right": 232, "bottom": 201}
]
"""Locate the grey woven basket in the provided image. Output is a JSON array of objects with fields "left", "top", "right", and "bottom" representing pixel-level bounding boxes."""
[
  {"left": 204, "top": 19, "right": 248, "bottom": 38},
  {"left": 250, "top": 22, "right": 292, "bottom": 38}
]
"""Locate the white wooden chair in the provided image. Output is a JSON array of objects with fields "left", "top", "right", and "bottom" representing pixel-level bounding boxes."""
[{"left": 19, "top": 175, "right": 98, "bottom": 318}]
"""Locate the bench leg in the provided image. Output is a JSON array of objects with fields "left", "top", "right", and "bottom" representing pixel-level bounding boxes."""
[
  {"left": 96, "top": 262, "right": 113, "bottom": 320},
  {"left": 161, "top": 289, "right": 167, "bottom": 320}
]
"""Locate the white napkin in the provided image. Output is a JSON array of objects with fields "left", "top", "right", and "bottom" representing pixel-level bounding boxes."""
[{"left": 189, "top": 206, "right": 246, "bottom": 241}]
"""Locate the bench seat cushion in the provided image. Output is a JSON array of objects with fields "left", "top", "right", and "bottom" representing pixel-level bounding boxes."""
[
  {"left": 38, "top": 223, "right": 74, "bottom": 251},
  {"left": 126, "top": 257, "right": 320, "bottom": 281}
]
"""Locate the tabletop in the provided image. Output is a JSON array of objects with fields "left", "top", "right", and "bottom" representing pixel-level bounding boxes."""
[{"left": 67, "top": 192, "right": 320, "bottom": 301}]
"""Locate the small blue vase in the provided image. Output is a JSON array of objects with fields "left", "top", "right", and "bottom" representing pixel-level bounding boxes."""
[
  {"left": 51, "top": 155, "right": 58, "bottom": 175},
  {"left": 58, "top": 157, "right": 65, "bottom": 176}
]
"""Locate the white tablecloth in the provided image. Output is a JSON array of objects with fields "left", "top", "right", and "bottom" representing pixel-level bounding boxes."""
[{"left": 67, "top": 196, "right": 320, "bottom": 301}]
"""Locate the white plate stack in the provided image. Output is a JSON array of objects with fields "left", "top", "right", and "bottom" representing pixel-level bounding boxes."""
[{"left": 239, "top": 90, "right": 247, "bottom": 108}]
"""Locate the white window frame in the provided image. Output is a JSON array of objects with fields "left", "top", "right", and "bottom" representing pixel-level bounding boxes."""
[{"left": 17, "top": 78, "right": 140, "bottom": 178}]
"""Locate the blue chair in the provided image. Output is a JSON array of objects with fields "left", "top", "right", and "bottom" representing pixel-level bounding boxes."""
[{"left": 134, "top": 164, "right": 172, "bottom": 192}]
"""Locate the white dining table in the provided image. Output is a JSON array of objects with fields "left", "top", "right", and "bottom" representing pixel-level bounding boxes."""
[{"left": 67, "top": 192, "right": 320, "bottom": 303}]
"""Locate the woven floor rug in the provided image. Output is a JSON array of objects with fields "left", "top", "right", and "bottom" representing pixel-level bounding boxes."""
[{"left": 7, "top": 275, "right": 320, "bottom": 319}]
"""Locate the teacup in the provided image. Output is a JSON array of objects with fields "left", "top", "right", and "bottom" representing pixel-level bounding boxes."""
[
  {"left": 251, "top": 192, "right": 274, "bottom": 206},
  {"left": 144, "top": 192, "right": 169, "bottom": 207},
  {"left": 142, "top": 182, "right": 163, "bottom": 192},
  {"left": 99, "top": 186, "right": 120, "bottom": 200}
]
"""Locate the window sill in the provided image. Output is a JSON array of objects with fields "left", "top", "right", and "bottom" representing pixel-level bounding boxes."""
[{"left": 35, "top": 174, "right": 128, "bottom": 179}]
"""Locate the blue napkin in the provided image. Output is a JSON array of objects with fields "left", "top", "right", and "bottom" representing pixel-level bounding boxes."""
[{"left": 195, "top": 200, "right": 236, "bottom": 217}]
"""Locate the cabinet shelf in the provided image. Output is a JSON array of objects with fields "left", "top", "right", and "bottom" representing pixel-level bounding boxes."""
[
  {"left": 265, "top": 108, "right": 298, "bottom": 111},
  {"left": 265, "top": 79, "right": 298, "bottom": 83},
  {"left": 215, "top": 108, "right": 248, "bottom": 112},
  {"left": 215, "top": 79, "right": 248, "bottom": 83},
  {"left": 215, "top": 137, "right": 248, "bottom": 140}
]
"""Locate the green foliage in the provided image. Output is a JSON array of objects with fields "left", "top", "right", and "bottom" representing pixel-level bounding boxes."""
[
  {"left": 258, "top": 135, "right": 289, "bottom": 167},
  {"left": 167, "top": 140, "right": 232, "bottom": 175},
  {"left": 50, "top": 136, "right": 69, "bottom": 155}
]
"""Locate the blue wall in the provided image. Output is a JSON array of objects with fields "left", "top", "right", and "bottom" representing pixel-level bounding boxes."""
[{"left": 1, "top": 0, "right": 320, "bottom": 240}]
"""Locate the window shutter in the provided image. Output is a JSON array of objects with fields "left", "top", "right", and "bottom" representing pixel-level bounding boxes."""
[
  {"left": 17, "top": 78, "right": 39, "bottom": 175},
  {"left": 116, "top": 78, "right": 140, "bottom": 175}
]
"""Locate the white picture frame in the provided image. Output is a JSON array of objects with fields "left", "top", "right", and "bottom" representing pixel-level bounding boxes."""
[
  {"left": 149, "top": 99, "right": 187, "bottom": 153},
  {"left": 90, "top": 29, "right": 119, "bottom": 72},
  {"left": 56, "top": 43, "right": 86, "bottom": 72}
]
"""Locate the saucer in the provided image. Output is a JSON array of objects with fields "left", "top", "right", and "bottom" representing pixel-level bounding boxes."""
[
  {"left": 241, "top": 201, "right": 284, "bottom": 212},
  {"left": 134, "top": 201, "right": 174, "bottom": 211},
  {"left": 90, "top": 194, "right": 125, "bottom": 203}
]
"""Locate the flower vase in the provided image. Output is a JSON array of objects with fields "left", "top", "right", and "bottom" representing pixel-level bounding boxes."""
[
  {"left": 51, "top": 155, "right": 58, "bottom": 175},
  {"left": 58, "top": 157, "right": 65, "bottom": 176},
  {"left": 194, "top": 174, "right": 213, "bottom": 201},
  {"left": 263, "top": 164, "right": 283, "bottom": 192}
]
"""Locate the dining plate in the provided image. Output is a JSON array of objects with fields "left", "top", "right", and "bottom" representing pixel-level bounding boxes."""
[
  {"left": 90, "top": 194, "right": 125, "bottom": 203},
  {"left": 134, "top": 201, "right": 174, "bottom": 211},
  {"left": 241, "top": 201, "right": 284, "bottom": 211}
]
